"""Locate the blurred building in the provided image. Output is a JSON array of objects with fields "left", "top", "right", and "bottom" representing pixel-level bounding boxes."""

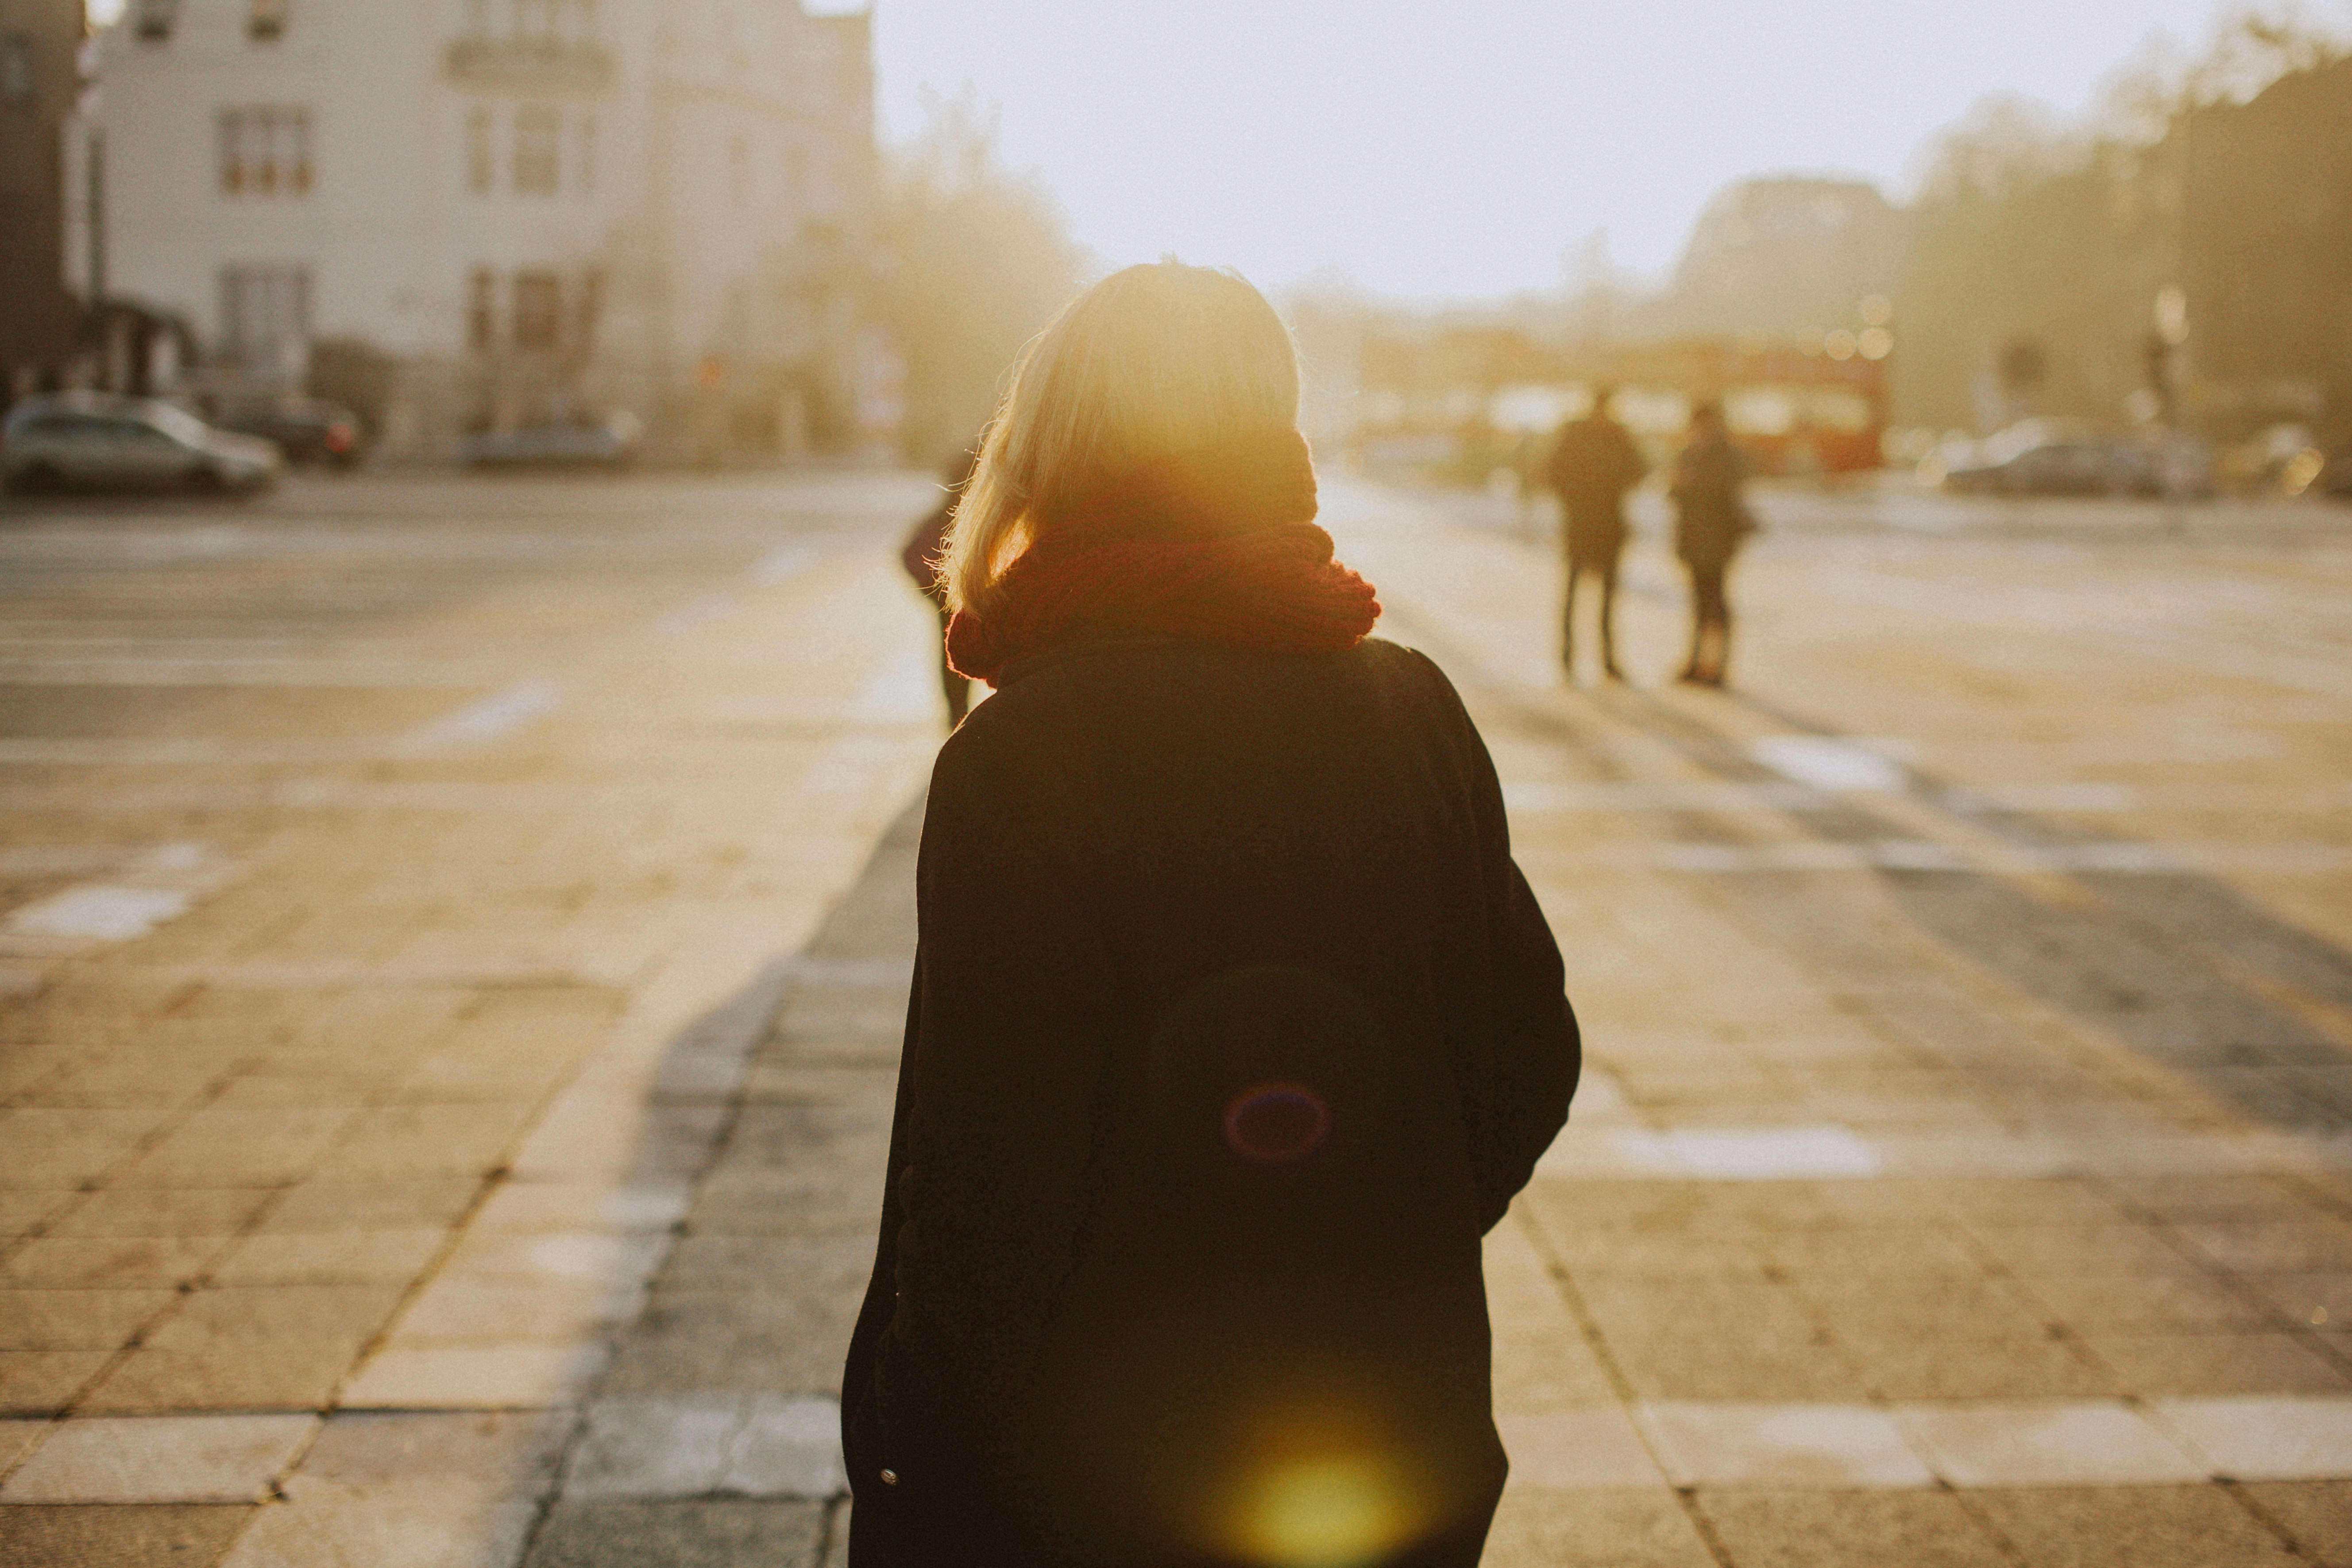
[
  {"left": 76, "top": 0, "right": 876, "bottom": 460},
  {"left": 1649, "top": 178, "right": 1904, "bottom": 343},
  {"left": 0, "top": 0, "right": 84, "bottom": 408},
  {"left": 2180, "top": 56, "right": 2352, "bottom": 442}
]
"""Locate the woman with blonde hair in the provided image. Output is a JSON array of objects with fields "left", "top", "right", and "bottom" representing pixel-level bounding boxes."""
[{"left": 842, "top": 262, "right": 1579, "bottom": 1568}]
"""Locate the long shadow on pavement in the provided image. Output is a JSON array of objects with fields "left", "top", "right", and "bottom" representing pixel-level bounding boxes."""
[{"left": 520, "top": 793, "right": 923, "bottom": 1568}]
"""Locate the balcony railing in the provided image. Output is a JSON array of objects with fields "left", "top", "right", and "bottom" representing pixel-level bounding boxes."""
[{"left": 446, "top": 37, "right": 616, "bottom": 90}]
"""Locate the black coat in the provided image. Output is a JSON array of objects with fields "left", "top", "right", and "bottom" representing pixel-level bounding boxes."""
[
  {"left": 843, "top": 635, "right": 1580, "bottom": 1568},
  {"left": 1548, "top": 414, "right": 1647, "bottom": 557}
]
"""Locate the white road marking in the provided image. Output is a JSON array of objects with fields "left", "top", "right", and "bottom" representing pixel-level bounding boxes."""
[
  {"left": 401, "top": 679, "right": 566, "bottom": 752},
  {"left": 7, "top": 885, "right": 193, "bottom": 942},
  {"left": 1751, "top": 736, "right": 1911, "bottom": 792},
  {"left": 1612, "top": 1124, "right": 1885, "bottom": 1180}
]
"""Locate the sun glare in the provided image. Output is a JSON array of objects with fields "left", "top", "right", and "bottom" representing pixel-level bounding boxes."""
[{"left": 1245, "top": 1455, "right": 1406, "bottom": 1568}]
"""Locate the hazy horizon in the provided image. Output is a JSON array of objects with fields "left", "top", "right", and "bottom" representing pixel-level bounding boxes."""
[{"left": 88, "top": 0, "right": 2349, "bottom": 305}]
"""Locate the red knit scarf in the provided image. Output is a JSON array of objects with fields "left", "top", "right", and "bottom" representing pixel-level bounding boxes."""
[{"left": 944, "top": 429, "right": 1380, "bottom": 687}]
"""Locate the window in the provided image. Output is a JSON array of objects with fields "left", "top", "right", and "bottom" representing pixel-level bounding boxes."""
[
  {"left": 1, "top": 35, "right": 30, "bottom": 106},
  {"left": 220, "top": 266, "right": 311, "bottom": 371},
  {"left": 573, "top": 114, "right": 596, "bottom": 196},
  {"left": 513, "top": 106, "right": 559, "bottom": 195},
  {"left": 135, "top": 0, "right": 177, "bottom": 42},
  {"left": 467, "top": 268, "right": 497, "bottom": 355},
  {"left": 466, "top": 107, "right": 493, "bottom": 194},
  {"left": 248, "top": 0, "right": 288, "bottom": 42},
  {"left": 218, "top": 107, "right": 313, "bottom": 197},
  {"left": 512, "top": 272, "right": 561, "bottom": 354}
]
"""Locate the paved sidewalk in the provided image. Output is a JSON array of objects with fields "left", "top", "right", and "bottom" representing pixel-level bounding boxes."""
[{"left": 5, "top": 471, "right": 2352, "bottom": 1566}]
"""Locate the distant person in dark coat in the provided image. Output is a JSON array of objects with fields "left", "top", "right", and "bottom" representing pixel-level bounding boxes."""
[
  {"left": 899, "top": 445, "right": 981, "bottom": 727},
  {"left": 842, "top": 261, "right": 1581, "bottom": 1568},
  {"left": 1546, "top": 389, "right": 1647, "bottom": 681},
  {"left": 1669, "top": 401, "right": 1753, "bottom": 687}
]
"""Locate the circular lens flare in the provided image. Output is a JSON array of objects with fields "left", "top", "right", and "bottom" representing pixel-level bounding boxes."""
[
  {"left": 1223, "top": 1082, "right": 1332, "bottom": 1163},
  {"left": 1250, "top": 1456, "right": 1399, "bottom": 1568}
]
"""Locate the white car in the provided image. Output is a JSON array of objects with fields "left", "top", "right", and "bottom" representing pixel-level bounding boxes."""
[{"left": 2, "top": 392, "right": 284, "bottom": 495}]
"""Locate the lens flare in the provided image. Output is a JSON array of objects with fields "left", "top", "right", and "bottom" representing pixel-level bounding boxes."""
[
  {"left": 1223, "top": 1082, "right": 1332, "bottom": 1162},
  {"left": 1245, "top": 1455, "right": 1402, "bottom": 1568}
]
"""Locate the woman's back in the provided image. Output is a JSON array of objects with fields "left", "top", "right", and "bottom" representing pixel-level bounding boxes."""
[
  {"left": 848, "top": 637, "right": 1576, "bottom": 1567},
  {"left": 840, "top": 259, "right": 1577, "bottom": 1568}
]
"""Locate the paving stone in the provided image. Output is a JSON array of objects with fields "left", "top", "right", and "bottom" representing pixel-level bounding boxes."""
[
  {"left": 258, "top": 1180, "right": 481, "bottom": 1233},
  {"left": 2020, "top": 1271, "right": 2266, "bottom": 1328},
  {"left": 564, "top": 1397, "right": 742, "bottom": 1498},
  {"left": 723, "top": 1398, "right": 846, "bottom": 1499},
  {"left": 0, "top": 1192, "right": 75, "bottom": 1238},
  {"left": 2155, "top": 1395, "right": 2352, "bottom": 1479},
  {"left": 1697, "top": 1488, "right": 2014, "bottom": 1568},
  {"left": 1494, "top": 1407, "right": 1666, "bottom": 1489},
  {"left": 42, "top": 1189, "right": 274, "bottom": 1240},
  {"left": 1895, "top": 1400, "right": 2208, "bottom": 1486},
  {"left": 0, "top": 1503, "right": 251, "bottom": 1567},
  {"left": 2084, "top": 1329, "right": 2352, "bottom": 1396},
  {"left": 2234, "top": 1481, "right": 2352, "bottom": 1566},
  {"left": 1972, "top": 1484, "right": 2301, "bottom": 1568},
  {"left": 0, "top": 1236, "right": 232, "bottom": 1289},
  {"left": 1966, "top": 1224, "right": 2201, "bottom": 1277},
  {"left": 0, "top": 1414, "right": 315, "bottom": 1503},
  {"left": 389, "top": 1277, "right": 645, "bottom": 1346},
  {"left": 0, "top": 1418, "right": 45, "bottom": 1473},
  {"left": 0, "top": 1289, "right": 176, "bottom": 1351},
  {"left": 1635, "top": 1402, "right": 1935, "bottom": 1489},
  {"left": 2180, "top": 1220, "right": 2352, "bottom": 1274},
  {"left": 211, "top": 1228, "right": 450, "bottom": 1286},
  {"left": 222, "top": 1494, "right": 542, "bottom": 1568},
  {"left": 0, "top": 1351, "right": 109, "bottom": 1414},
  {"left": 1605, "top": 1330, "right": 1870, "bottom": 1403},
  {"left": 84, "top": 1340, "right": 363, "bottom": 1413},
  {"left": 1854, "top": 1331, "right": 2122, "bottom": 1402},
  {"left": 467, "top": 1180, "right": 692, "bottom": 1236},
  {"left": 1489, "top": 1329, "right": 1620, "bottom": 1410},
  {"left": 2246, "top": 1273, "right": 2352, "bottom": 1329},
  {"left": 524, "top": 1499, "right": 828, "bottom": 1568},
  {"left": 598, "top": 1290, "right": 856, "bottom": 1399},
  {"left": 341, "top": 1343, "right": 611, "bottom": 1410},
  {"left": 1481, "top": 1487, "right": 1715, "bottom": 1568}
]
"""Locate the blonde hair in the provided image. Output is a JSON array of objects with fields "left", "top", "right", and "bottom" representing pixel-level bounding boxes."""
[{"left": 942, "top": 262, "right": 1301, "bottom": 617}]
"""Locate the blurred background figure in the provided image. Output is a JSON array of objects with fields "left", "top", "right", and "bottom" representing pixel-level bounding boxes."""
[
  {"left": 1669, "top": 401, "right": 1752, "bottom": 688},
  {"left": 1546, "top": 388, "right": 1647, "bottom": 683},
  {"left": 900, "top": 444, "right": 981, "bottom": 727}
]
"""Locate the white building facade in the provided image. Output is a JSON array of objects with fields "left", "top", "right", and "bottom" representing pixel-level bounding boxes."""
[{"left": 82, "top": 0, "right": 877, "bottom": 459}]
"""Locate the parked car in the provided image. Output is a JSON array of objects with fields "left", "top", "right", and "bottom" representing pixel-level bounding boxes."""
[
  {"left": 1927, "top": 418, "right": 2164, "bottom": 498},
  {"left": 460, "top": 413, "right": 640, "bottom": 471},
  {"left": 215, "top": 395, "right": 366, "bottom": 468},
  {"left": 1, "top": 392, "right": 283, "bottom": 495}
]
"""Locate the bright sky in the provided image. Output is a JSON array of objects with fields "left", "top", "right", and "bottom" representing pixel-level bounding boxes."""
[
  {"left": 854, "top": 0, "right": 2337, "bottom": 302},
  {"left": 88, "top": 0, "right": 2333, "bottom": 302}
]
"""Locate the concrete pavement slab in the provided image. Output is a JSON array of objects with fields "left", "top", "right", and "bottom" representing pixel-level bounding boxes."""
[
  {"left": 1481, "top": 1488, "right": 1717, "bottom": 1568},
  {"left": 340, "top": 1344, "right": 611, "bottom": 1411},
  {"left": 1971, "top": 1485, "right": 2303, "bottom": 1568},
  {"left": 1894, "top": 1400, "right": 2209, "bottom": 1487},
  {"left": 1493, "top": 1408, "right": 1668, "bottom": 1489},
  {"left": 1635, "top": 1402, "right": 1936, "bottom": 1489},
  {"left": 2233, "top": 1481, "right": 2352, "bottom": 1565},
  {"left": 1695, "top": 1489, "right": 2016, "bottom": 1568},
  {"left": 2155, "top": 1395, "right": 2352, "bottom": 1479},
  {"left": 521, "top": 1500, "right": 828, "bottom": 1568},
  {"left": 0, "top": 1504, "right": 251, "bottom": 1568},
  {"left": 0, "top": 1414, "right": 315, "bottom": 1503}
]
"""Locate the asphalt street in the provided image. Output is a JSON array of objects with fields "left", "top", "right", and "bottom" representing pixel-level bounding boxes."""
[{"left": 0, "top": 468, "right": 2349, "bottom": 1567}]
